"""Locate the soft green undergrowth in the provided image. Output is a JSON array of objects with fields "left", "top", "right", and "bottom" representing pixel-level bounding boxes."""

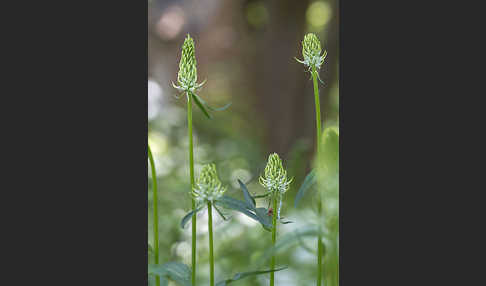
[
  {"left": 259, "top": 127, "right": 339, "bottom": 286},
  {"left": 148, "top": 143, "right": 192, "bottom": 286},
  {"left": 148, "top": 32, "right": 338, "bottom": 286}
]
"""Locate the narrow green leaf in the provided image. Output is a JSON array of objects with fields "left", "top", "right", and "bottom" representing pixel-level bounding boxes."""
[
  {"left": 148, "top": 264, "right": 167, "bottom": 277},
  {"left": 206, "top": 102, "right": 232, "bottom": 112},
  {"left": 236, "top": 180, "right": 273, "bottom": 230},
  {"left": 280, "top": 219, "right": 293, "bottom": 224},
  {"left": 215, "top": 196, "right": 272, "bottom": 231},
  {"left": 190, "top": 92, "right": 212, "bottom": 119},
  {"left": 193, "top": 92, "right": 232, "bottom": 112},
  {"left": 215, "top": 267, "right": 287, "bottom": 286},
  {"left": 294, "top": 169, "right": 316, "bottom": 207},
  {"left": 254, "top": 207, "right": 272, "bottom": 230},
  {"left": 253, "top": 193, "right": 271, "bottom": 199},
  {"left": 213, "top": 204, "right": 227, "bottom": 220},
  {"left": 237, "top": 179, "right": 255, "bottom": 208},
  {"left": 215, "top": 196, "right": 257, "bottom": 220},
  {"left": 163, "top": 262, "right": 191, "bottom": 286},
  {"left": 180, "top": 206, "right": 204, "bottom": 229},
  {"left": 148, "top": 262, "right": 192, "bottom": 286}
]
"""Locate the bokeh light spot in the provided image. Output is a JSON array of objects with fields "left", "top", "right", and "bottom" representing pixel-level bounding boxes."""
[
  {"left": 156, "top": 5, "right": 185, "bottom": 40},
  {"left": 306, "top": 1, "right": 332, "bottom": 30},
  {"left": 148, "top": 79, "right": 162, "bottom": 120},
  {"left": 148, "top": 132, "right": 168, "bottom": 155},
  {"left": 246, "top": 1, "right": 268, "bottom": 29}
]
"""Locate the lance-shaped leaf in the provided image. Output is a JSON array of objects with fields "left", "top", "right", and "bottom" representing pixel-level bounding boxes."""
[
  {"left": 180, "top": 205, "right": 205, "bottom": 229},
  {"left": 208, "top": 102, "right": 232, "bottom": 111},
  {"left": 190, "top": 92, "right": 232, "bottom": 120},
  {"left": 190, "top": 92, "right": 211, "bottom": 119},
  {"left": 238, "top": 179, "right": 274, "bottom": 230},
  {"left": 215, "top": 196, "right": 258, "bottom": 220},
  {"left": 294, "top": 169, "right": 316, "bottom": 207},
  {"left": 193, "top": 92, "right": 232, "bottom": 112},
  {"left": 148, "top": 262, "right": 192, "bottom": 286},
  {"left": 237, "top": 179, "right": 255, "bottom": 208},
  {"left": 215, "top": 195, "right": 272, "bottom": 231},
  {"left": 280, "top": 219, "right": 293, "bottom": 224},
  {"left": 254, "top": 207, "right": 272, "bottom": 230},
  {"left": 215, "top": 266, "right": 288, "bottom": 286},
  {"left": 213, "top": 204, "right": 228, "bottom": 220}
]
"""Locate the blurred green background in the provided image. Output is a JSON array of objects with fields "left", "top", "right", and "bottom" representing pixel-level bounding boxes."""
[{"left": 148, "top": 0, "right": 339, "bottom": 285}]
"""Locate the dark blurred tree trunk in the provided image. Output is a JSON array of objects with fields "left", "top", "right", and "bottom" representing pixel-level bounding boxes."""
[
  {"left": 253, "top": 0, "right": 311, "bottom": 157},
  {"left": 249, "top": 0, "right": 338, "bottom": 161}
]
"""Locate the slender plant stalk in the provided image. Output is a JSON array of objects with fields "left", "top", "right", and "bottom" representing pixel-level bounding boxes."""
[
  {"left": 187, "top": 92, "right": 197, "bottom": 286},
  {"left": 270, "top": 196, "right": 278, "bottom": 286},
  {"left": 208, "top": 201, "right": 215, "bottom": 286},
  {"left": 192, "top": 164, "right": 225, "bottom": 286},
  {"left": 312, "top": 66, "right": 323, "bottom": 286},
  {"left": 148, "top": 144, "right": 160, "bottom": 286},
  {"left": 260, "top": 153, "right": 291, "bottom": 286}
]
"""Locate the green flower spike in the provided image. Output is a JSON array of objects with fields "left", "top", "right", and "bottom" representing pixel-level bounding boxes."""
[
  {"left": 172, "top": 34, "right": 230, "bottom": 119},
  {"left": 192, "top": 164, "right": 227, "bottom": 205},
  {"left": 296, "top": 33, "right": 328, "bottom": 71},
  {"left": 259, "top": 153, "right": 292, "bottom": 219},
  {"left": 172, "top": 34, "right": 206, "bottom": 94}
]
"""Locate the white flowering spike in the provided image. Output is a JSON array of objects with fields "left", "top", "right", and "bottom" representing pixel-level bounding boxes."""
[
  {"left": 172, "top": 34, "right": 205, "bottom": 93},
  {"left": 259, "top": 153, "right": 292, "bottom": 219},
  {"left": 192, "top": 164, "right": 226, "bottom": 204},
  {"left": 296, "top": 33, "right": 327, "bottom": 71},
  {"left": 259, "top": 153, "right": 292, "bottom": 194}
]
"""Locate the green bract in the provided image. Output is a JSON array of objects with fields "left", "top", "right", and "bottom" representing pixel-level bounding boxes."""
[
  {"left": 296, "top": 33, "right": 327, "bottom": 71},
  {"left": 172, "top": 34, "right": 205, "bottom": 93},
  {"left": 193, "top": 164, "right": 226, "bottom": 204}
]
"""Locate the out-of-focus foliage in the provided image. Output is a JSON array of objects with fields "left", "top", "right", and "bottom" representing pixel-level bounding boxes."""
[
  {"left": 149, "top": 262, "right": 192, "bottom": 286},
  {"left": 148, "top": 0, "right": 338, "bottom": 285},
  {"left": 316, "top": 127, "right": 339, "bottom": 286}
]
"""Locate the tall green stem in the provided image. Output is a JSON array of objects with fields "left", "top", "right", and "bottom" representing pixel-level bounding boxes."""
[
  {"left": 270, "top": 196, "right": 278, "bottom": 286},
  {"left": 312, "top": 66, "right": 323, "bottom": 286},
  {"left": 187, "top": 92, "right": 197, "bottom": 285},
  {"left": 208, "top": 201, "right": 215, "bottom": 286},
  {"left": 148, "top": 144, "right": 160, "bottom": 286}
]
